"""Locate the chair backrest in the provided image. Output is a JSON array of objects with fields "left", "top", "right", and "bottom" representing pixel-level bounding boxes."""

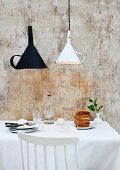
[{"left": 18, "top": 132, "right": 80, "bottom": 170}]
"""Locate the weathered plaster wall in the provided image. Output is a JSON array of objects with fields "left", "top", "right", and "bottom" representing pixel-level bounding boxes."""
[{"left": 0, "top": 0, "right": 120, "bottom": 132}]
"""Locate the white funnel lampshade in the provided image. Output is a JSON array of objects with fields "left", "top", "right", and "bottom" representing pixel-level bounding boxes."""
[{"left": 56, "top": 31, "right": 82, "bottom": 64}]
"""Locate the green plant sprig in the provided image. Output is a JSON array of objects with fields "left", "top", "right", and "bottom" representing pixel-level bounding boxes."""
[{"left": 87, "top": 98, "right": 103, "bottom": 113}]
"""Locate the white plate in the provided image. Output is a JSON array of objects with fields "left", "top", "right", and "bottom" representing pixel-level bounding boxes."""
[{"left": 77, "top": 124, "right": 95, "bottom": 130}]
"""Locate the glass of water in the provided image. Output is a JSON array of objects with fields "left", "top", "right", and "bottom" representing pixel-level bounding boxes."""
[{"left": 32, "top": 111, "right": 42, "bottom": 124}]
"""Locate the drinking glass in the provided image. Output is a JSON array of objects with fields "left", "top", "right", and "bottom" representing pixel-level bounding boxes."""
[{"left": 32, "top": 111, "right": 42, "bottom": 124}]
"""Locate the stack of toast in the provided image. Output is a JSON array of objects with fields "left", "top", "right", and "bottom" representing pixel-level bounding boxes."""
[{"left": 74, "top": 110, "right": 91, "bottom": 127}]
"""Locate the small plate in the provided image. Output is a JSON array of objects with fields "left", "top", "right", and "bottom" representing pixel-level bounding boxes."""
[
  {"left": 11, "top": 128, "right": 39, "bottom": 133},
  {"left": 15, "top": 124, "right": 39, "bottom": 130},
  {"left": 76, "top": 124, "right": 94, "bottom": 130}
]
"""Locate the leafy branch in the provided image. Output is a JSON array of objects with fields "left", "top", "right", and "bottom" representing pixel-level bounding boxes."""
[{"left": 87, "top": 98, "right": 103, "bottom": 113}]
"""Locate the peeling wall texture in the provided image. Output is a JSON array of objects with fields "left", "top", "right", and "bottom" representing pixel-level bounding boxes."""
[{"left": 0, "top": 0, "right": 120, "bottom": 132}]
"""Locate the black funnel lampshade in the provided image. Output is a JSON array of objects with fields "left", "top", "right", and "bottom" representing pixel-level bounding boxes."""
[{"left": 10, "top": 26, "right": 48, "bottom": 69}]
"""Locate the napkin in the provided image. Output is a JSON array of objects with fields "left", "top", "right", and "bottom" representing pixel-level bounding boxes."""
[{"left": 16, "top": 119, "right": 28, "bottom": 124}]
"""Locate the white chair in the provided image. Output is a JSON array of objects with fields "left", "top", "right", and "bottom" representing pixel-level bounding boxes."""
[{"left": 18, "top": 132, "right": 80, "bottom": 170}]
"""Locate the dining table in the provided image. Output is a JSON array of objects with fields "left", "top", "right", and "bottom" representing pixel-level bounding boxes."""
[{"left": 0, "top": 120, "right": 120, "bottom": 170}]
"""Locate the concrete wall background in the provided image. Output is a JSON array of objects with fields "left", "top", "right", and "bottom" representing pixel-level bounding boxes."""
[{"left": 0, "top": 0, "right": 120, "bottom": 132}]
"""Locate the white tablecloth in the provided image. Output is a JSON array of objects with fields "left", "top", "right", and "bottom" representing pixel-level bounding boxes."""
[{"left": 0, "top": 121, "right": 120, "bottom": 170}]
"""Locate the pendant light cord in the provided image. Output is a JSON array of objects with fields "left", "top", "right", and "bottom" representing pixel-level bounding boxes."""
[
  {"left": 28, "top": 0, "right": 32, "bottom": 25},
  {"left": 68, "top": 0, "right": 70, "bottom": 30}
]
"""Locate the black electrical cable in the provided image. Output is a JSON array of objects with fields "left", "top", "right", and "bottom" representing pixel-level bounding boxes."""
[{"left": 68, "top": 0, "right": 70, "bottom": 30}]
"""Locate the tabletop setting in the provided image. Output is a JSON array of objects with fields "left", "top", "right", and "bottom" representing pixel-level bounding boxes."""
[
  {"left": 0, "top": 96, "right": 120, "bottom": 170},
  {"left": 0, "top": 107, "right": 120, "bottom": 170}
]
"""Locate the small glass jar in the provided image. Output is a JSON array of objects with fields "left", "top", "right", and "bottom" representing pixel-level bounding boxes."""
[
  {"left": 44, "top": 92, "right": 54, "bottom": 124},
  {"left": 44, "top": 110, "right": 54, "bottom": 124}
]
